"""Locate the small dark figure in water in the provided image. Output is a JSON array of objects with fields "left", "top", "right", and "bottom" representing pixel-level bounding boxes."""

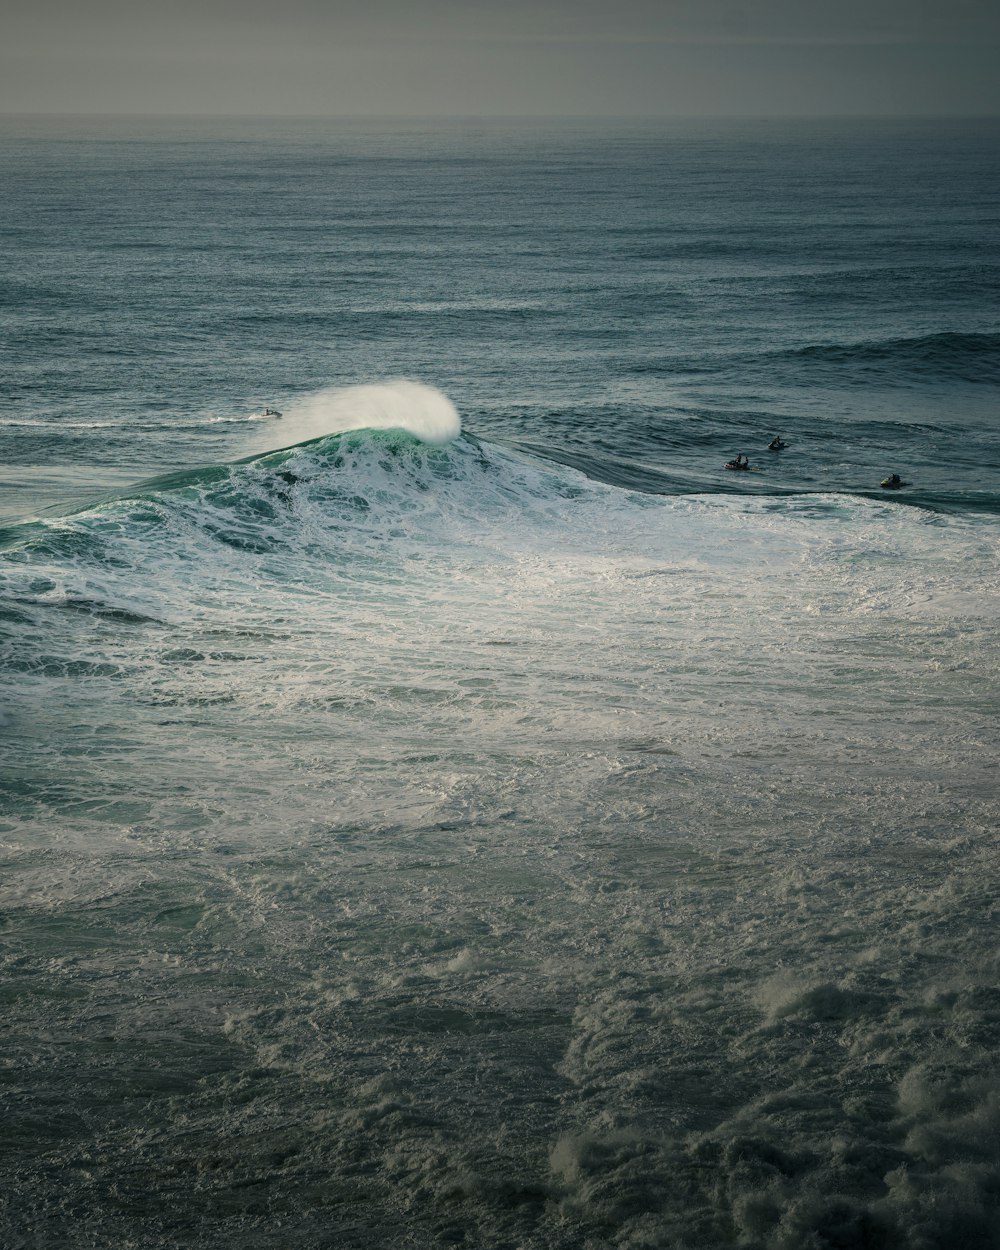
[
  {"left": 272, "top": 469, "right": 300, "bottom": 505},
  {"left": 880, "top": 472, "right": 904, "bottom": 489},
  {"left": 768, "top": 437, "right": 786, "bottom": 451}
]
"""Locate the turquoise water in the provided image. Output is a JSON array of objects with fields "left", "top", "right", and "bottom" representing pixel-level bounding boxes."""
[{"left": 1, "top": 117, "right": 999, "bottom": 1248}]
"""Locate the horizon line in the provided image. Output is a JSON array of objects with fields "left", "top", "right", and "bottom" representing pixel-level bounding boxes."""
[{"left": 2, "top": 110, "right": 999, "bottom": 122}]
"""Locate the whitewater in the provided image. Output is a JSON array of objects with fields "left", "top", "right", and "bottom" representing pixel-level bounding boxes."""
[{"left": 2, "top": 117, "right": 999, "bottom": 1249}]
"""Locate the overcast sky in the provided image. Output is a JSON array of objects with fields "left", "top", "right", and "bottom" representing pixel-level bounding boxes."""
[{"left": 2, "top": 0, "right": 998, "bottom": 117}]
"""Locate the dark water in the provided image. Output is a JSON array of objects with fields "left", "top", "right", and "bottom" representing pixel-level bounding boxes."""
[{"left": 1, "top": 117, "right": 999, "bottom": 1249}]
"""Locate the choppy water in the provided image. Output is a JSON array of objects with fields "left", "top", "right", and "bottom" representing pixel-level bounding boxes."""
[{"left": 2, "top": 117, "right": 999, "bottom": 1249}]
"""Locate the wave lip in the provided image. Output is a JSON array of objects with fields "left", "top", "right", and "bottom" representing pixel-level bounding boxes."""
[{"left": 250, "top": 380, "right": 461, "bottom": 453}]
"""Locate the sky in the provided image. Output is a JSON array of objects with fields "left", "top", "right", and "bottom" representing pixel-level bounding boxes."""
[{"left": 2, "top": 0, "right": 999, "bottom": 117}]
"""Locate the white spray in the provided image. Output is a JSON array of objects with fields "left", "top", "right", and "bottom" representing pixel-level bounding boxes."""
[{"left": 249, "top": 380, "right": 461, "bottom": 453}]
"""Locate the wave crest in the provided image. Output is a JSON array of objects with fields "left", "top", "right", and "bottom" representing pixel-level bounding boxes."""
[{"left": 249, "top": 380, "right": 461, "bottom": 453}]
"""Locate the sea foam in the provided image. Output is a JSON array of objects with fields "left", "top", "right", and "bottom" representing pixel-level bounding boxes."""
[{"left": 249, "top": 380, "right": 461, "bottom": 453}]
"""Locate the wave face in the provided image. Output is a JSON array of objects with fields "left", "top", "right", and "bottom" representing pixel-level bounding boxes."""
[{"left": 2, "top": 117, "right": 1000, "bottom": 1249}]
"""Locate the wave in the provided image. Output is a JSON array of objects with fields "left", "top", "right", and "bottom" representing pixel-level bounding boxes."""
[
  {"left": 2, "top": 422, "right": 998, "bottom": 575},
  {"left": 0, "top": 424, "right": 631, "bottom": 650},
  {"left": 2, "top": 411, "right": 997, "bottom": 701},
  {"left": 243, "top": 380, "right": 461, "bottom": 454},
  {"left": 0, "top": 420, "right": 579, "bottom": 571},
  {"left": 787, "top": 331, "right": 1000, "bottom": 383}
]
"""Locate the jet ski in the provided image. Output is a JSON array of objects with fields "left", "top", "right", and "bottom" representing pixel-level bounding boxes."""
[
  {"left": 767, "top": 439, "right": 787, "bottom": 451},
  {"left": 880, "top": 475, "right": 909, "bottom": 490},
  {"left": 725, "top": 458, "right": 751, "bottom": 470}
]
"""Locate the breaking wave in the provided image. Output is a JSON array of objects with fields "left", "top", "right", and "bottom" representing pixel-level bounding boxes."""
[{"left": 244, "top": 379, "right": 462, "bottom": 454}]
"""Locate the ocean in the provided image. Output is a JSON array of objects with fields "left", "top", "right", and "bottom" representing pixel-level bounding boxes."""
[{"left": 1, "top": 115, "right": 998, "bottom": 1249}]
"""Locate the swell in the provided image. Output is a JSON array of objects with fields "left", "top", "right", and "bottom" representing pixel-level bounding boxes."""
[
  {"left": 506, "top": 439, "right": 1000, "bottom": 517},
  {"left": 782, "top": 330, "right": 1000, "bottom": 384}
]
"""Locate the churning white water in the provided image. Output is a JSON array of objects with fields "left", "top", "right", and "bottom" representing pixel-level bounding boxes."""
[{"left": 3, "top": 405, "right": 998, "bottom": 1246}]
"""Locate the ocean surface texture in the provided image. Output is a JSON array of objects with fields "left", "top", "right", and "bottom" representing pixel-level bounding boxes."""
[{"left": 2, "top": 117, "right": 999, "bottom": 1249}]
